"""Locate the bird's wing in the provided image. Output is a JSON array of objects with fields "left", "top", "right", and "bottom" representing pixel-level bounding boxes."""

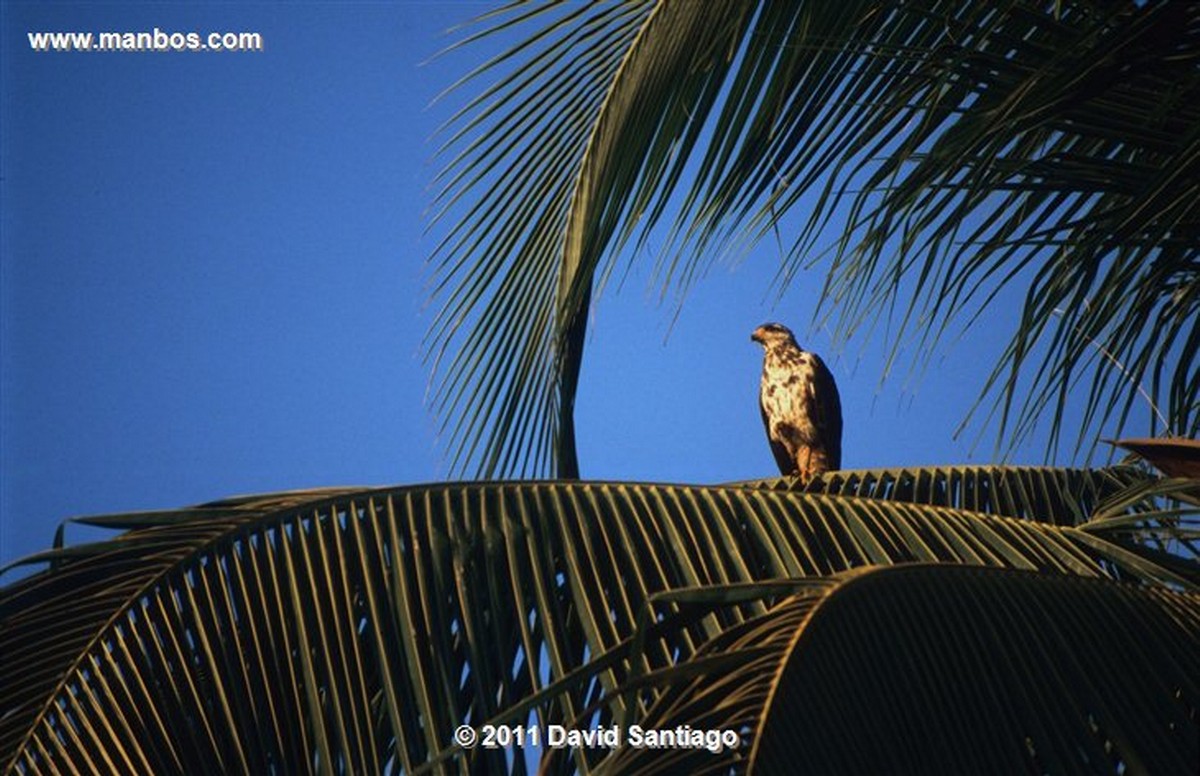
[{"left": 806, "top": 356, "right": 844, "bottom": 469}]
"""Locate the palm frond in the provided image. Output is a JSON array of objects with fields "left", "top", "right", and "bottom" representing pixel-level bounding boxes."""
[
  {"left": 1082, "top": 470, "right": 1200, "bottom": 586},
  {"left": 603, "top": 565, "right": 1200, "bottom": 774},
  {"left": 688, "top": 0, "right": 1200, "bottom": 456},
  {"left": 768, "top": 462, "right": 1200, "bottom": 580},
  {"left": 2, "top": 478, "right": 1195, "bottom": 772},
  {"left": 746, "top": 463, "right": 1152, "bottom": 524},
  {"left": 1113, "top": 437, "right": 1200, "bottom": 480},
  {"left": 425, "top": 1, "right": 756, "bottom": 477},
  {"left": 428, "top": 0, "right": 1199, "bottom": 477}
]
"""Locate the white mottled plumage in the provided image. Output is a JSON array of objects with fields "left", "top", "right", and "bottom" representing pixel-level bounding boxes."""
[{"left": 751, "top": 322, "right": 842, "bottom": 481}]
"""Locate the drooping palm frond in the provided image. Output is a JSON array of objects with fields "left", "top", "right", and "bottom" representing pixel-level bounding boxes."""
[
  {"left": 2, "top": 476, "right": 1195, "bottom": 773},
  {"left": 427, "top": 0, "right": 1199, "bottom": 478},
  {"left": 694, "top": 0, "right": 1200, "bottom": 458},
  {"left": 601, "top": 565, "right": 1200, "bottom": 775},
  {"left": 425, "top": 1, "right": 760, "bottom": 478}
]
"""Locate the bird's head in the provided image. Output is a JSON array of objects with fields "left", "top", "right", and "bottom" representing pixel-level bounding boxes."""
[{"left": 751, "top": 322, "right": 799, "bottom": 350}]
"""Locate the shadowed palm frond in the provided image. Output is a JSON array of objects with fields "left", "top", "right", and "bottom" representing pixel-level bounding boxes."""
[
  {"left": 2, "top": 476, "right": 1195, "bottom": 773},
  {"left": 428, "top": 0, "right": 1199, "bottom": 478},
  {"left": 425, "top": 1, "right": 758, "bottom": 478},
  {"left": 601, "top": 565, "right": 1199, "bottom": 775}
]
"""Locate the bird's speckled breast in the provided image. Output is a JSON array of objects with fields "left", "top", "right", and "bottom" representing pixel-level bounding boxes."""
[{"left": 761, "top": 347, "right": 818, "bottom": 442}]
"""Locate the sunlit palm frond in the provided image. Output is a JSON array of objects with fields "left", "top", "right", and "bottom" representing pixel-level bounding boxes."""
[
  {"left": 3, "top": 478, "right": 1192, "bottom": 773},
  {"left": 428, "top": 0, "right": 1198, "bottom": 478},
  {"left": 746, "top": 463, "right": 1151, "bottom": 524},
  {"left": 791, "top": 463, "right": 1199, "bottom": 580},
  {"left": 1080, "top": 468, "right": 1200, "bottom": 586}
]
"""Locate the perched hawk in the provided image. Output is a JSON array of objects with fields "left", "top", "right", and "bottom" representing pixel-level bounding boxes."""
[{"left": 751, "top": 322, "right": 843, "bottom": 481}]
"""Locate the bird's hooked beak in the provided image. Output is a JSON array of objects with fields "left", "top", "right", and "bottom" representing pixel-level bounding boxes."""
[{"left": 750, "top": 326, "right": 766, "bottom": 344}]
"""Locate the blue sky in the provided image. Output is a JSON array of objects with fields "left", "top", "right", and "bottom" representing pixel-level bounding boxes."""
[{"left": 1, "top": 2, "right": 1132, "bottom": 569}]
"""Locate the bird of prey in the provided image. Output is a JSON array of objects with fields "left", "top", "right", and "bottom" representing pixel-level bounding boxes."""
[{"left": 750, "top": 322, "right": 843, "bottom": 481}]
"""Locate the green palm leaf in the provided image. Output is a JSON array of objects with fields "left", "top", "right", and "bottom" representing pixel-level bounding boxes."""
[
  {"left": 2, "top": 475, "right": 1194, "bottom": 772},
  {"left": 428, "top": 0, "right": 1199, "bottom": 478}
]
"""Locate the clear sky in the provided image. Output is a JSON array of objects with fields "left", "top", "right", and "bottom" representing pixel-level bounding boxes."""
[{"left": 1, "top": 2, "right": 1135, "bottom": 569}]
